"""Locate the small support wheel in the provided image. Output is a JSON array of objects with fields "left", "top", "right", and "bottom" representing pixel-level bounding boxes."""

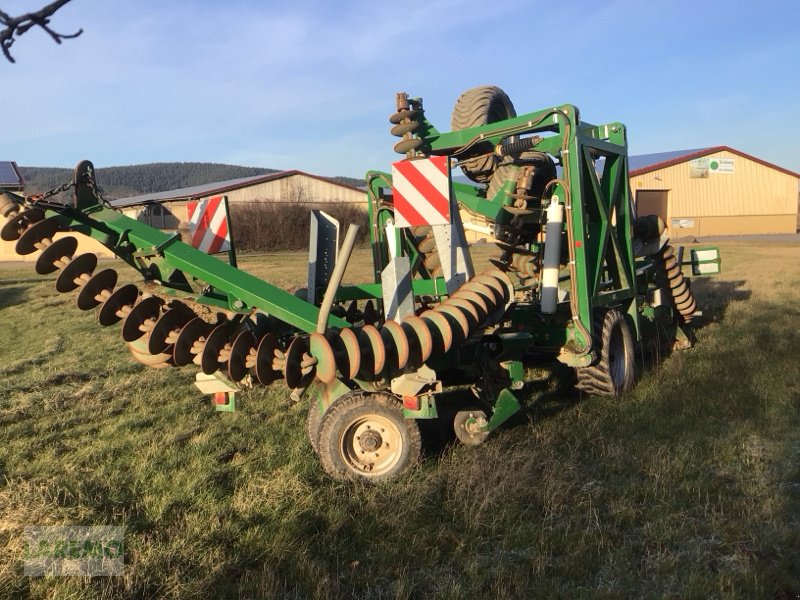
[
  {"left": 575, "top": 308, "right": 636, "bottom": 397},
  {"left": 453, "top": 409, "right": 490, "bottom": 446},
  {"left": 318, "top": 392, "right": 421, "bottom": 482}
]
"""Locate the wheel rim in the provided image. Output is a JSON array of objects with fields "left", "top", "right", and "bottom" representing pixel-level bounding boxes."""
[
  {"left": 339, "top": 414, "right": 403, "bottom": 477},
  {"left": 607, "top": 325, "right": 625, "bottom": 388}
]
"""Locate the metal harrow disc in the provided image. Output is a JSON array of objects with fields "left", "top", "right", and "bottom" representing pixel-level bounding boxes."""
[
  {"left": 445, "top": 296, "right": 480, "bottom": 329},
  {"left": 15, "top": 218, "right": 59, "bottom": 255},
  {"left": 148, "top": 306, "right": 195, "bottom": 355},
  {"left": 433, "top": 303, "right": 470, "bottom": 344},
  {"left": 0, "top": 192, "right": 21, "bottom": 218},
  {"left": 459, "top": 280, "right": 497, "bottom": 309},
  {"left": 77, "top": 268, "right": 118, "bottom": 310},
  {"left": 1, "top": 207, "right": 44, "bottom": 241},
  {"left": 227, "top": 330, "right": 256, "bottom": 382},
  {"left": 401, "top": 315, "right": 433, "bottom": 365},
  {"left": 35, "top": 236, "right": 78, "bottom": 275},
  {"left": 357, "top": 325, "right": 385, "bottom": 378},
  {"left": 380, "top": 320, "right": 410, "bottom": 372},
  {"left": 127, "top": 338, "right": 173, "bottom": 368},
  {"left": 284, "top": 336, "right": 316, "bottom": 390},
  {"left": 330, "top": 327, "right": 361, "bottom": 380},
  {"left": 121, "top": 296, "right": 163, "bottom": 342},
  {"left": 200, "top": 322, "right": 236, "bottom": 375},
  {"left": 55, "top": 253, "right": 97, "bottom": 293},
  {"left": 98, "top": 284, "right": 139, "bottom": 326},
  {"left": 420, "top": 310, "right": 454, "bottom": 353},
  {"left": 363, "top": 300, "right": 380, "bottom": 325},
  {"left": 173, "top": 317, "right": 213, "bottom": 366},
  {"left": 467, "top": 274, "right": 508, "bottom": 306},
  {"left": 309, "top": 332, "right": 336, "bottom": 384},
  {"left": 254, "top": 332, "right": 280, "bottom": 385}
]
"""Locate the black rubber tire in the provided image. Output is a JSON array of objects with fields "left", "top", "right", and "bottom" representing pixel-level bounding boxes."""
[
  {"left": 575, "top": 309, "right": 636, "bottom": 397},
  {"left": 318, "top": 392, "right": 421, "bottom": 482},
  {"left": 451, "top": 86, "right": 516, "bottom": 184},
  {"left": 306, "top": 402, "right": 324, "bottom": 454}
]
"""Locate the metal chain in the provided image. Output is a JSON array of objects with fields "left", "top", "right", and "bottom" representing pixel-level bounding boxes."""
[
  {"left": 32, "top": 179, "right": 75, "bottom": 204},
  {"left": 80, "top": 164, "right": 113, "bottom": 208}
]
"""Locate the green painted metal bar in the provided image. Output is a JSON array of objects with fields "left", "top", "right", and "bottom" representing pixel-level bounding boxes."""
[{"left": 56, "top": 207, "right": 349, "bottom": 333}]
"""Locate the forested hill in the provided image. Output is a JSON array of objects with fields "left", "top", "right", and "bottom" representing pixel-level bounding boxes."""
[{"left": 18, "top": 163, "right": 365, "bottom": 199}]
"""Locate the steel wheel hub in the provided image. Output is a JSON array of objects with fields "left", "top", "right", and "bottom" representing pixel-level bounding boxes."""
[{"left": 341, "top": 415, "right": 402, "bottom": 475}]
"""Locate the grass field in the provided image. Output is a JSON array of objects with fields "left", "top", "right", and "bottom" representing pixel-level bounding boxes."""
[{"left": 1, "top": 238, "right": 799, "bottom": 599}]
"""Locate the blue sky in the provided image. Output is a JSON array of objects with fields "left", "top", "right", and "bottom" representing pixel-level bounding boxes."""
[{"left": 4, "top": 0, "right": 799, "bottom": 178}]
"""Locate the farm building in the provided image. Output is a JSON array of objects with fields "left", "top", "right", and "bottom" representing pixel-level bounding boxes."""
[
  {"left": 110, "top": 170, "right": 366, "bottom": 231},
  {"left": 0, "top": 169, "right": 366, "bottom": 261},
  {"left": 629, "top": 146, "right": 800, "bottom": 237}
]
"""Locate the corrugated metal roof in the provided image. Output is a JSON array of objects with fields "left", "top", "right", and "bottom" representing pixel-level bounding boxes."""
[
  {"left": 628, "top": 148, "right": 710, "bottom": 173},
  {"left": 628, "top": 146, "right": 800, "bottom": 179},
  {"left": 110, "top": 171, "right": 291, "bottom": 208}
]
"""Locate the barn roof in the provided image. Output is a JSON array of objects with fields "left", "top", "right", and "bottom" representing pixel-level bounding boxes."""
[
  {"left": 0, "top": 161, "right": 24, "bottom": 189},
  {"left": 629, "top": 146, "right": 800, "bottom": 179},
  {"left": 111, "top": 170, "right": 363, "bottom": 208}
]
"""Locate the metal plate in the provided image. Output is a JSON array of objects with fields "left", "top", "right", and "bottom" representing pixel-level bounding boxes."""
[
  {"left": 309, "top": 332, "right": 336, "bottom": 384},
  {"left": 228, "top": 330, "right": 256, "bottom": 382},
  {"left": 401, "top": 315, "right": 433, "bottom": 364},
  {"left": 15, "top": 218, "right": 59, "bottom": 255},
  {"left": 55, "top": 253, "right": 97, "bottom": 293},
  {"left": 357, "top": 325, "right": 385, "bottom": 378},
  {"left": 76, "top": 268, "right": 118, "bottom": 310},
  {"left": 331, "top": 327, "right": 360, "bottom": 380},
  {"left": 200, "top": 322, "right": 235, "bottom": 375},
  {"left": 380, "top": 320, "right": 409, "bottom": 372},
  {"left": 0, "top": 207, "right": 44, "bottom": 241},
  {"left": 98, "top": 284, "right": 139, "bottom": 326},
  {"left": 148, "top": 306, "right": 195, "bottom": 355},
  {"left": 121, "top": 296, "right": 163, "bottom": 342},
  {"left": 254, "top": 332, "right": 279, "bottom": 385},
  {"left": 173, "top": 318, "right": 213, "bottom": 366},
  {"left": 420, "top": 310, "right": 453, "bottom": 353},
  {"left": 35, "top": 236, "right": 78, "bottom": 275}
]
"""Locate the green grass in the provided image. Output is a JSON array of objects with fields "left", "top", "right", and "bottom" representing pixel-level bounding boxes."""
[{"left": 0, "top": 239, "right": 799, "bottom": 599}]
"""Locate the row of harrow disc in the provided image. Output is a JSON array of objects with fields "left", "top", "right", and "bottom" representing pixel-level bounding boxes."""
[{"left": 1, "top": 200, "right": 515, "bottom": 391}]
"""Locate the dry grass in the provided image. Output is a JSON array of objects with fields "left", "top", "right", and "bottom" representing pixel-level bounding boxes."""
[{"left": 0, "top": 237, "right": 798, "bottom": 599}]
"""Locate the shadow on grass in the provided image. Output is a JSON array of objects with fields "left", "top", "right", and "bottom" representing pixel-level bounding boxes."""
[
  {"left": 691, "top": 278, "right": 751, "bottom": 324},
  {"left": 0, "top": 285, "right": 27, "bottom": 308}
]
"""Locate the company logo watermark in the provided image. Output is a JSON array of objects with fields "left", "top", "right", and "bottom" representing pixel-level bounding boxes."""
[{"left": 23, "top": 526, "right": 124, "bottom": 576}]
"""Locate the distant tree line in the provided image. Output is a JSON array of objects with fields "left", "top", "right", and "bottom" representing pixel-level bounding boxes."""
[{"left": 19, "top": 162, "right": 364, "bottom": 199}]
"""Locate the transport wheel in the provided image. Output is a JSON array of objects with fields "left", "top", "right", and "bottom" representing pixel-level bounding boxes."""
[
  {"left": 451, "top": 85, "right": 516, "bottom": 183},
  {"left": 306, "top": 401, "right": 325, "bottom": 455},
  {"left": 318, "top": 391, "right": 421, "bottom": 482},
  {"left": 575, "top": 309, "right": 635, "bottom": 397},
  {"left": 453, "top": 408, "right": 490, "bottom": 446}
]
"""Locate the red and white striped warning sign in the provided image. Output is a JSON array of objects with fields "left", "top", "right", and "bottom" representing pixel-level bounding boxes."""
[
  {"left": 391, "top": 156, "right": 451, "bottom": 227},
  {"left": 186, "top": 195, "right": 232, "bottom": 254}
]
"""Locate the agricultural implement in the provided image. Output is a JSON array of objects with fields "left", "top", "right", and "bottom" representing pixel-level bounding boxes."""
[{"left": 1, "top": 86, "right": 720, "bottom": 482}]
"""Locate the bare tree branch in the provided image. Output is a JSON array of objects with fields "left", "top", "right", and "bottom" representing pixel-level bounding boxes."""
[{"left": 0, "top": 0, "right": 82, "bottom": 63}]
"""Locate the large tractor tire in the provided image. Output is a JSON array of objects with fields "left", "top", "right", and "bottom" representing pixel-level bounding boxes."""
[
  {"left": 575, "top": 309, "right": 636, "bottom": 397},
  {"left": 318, "top": 391, "right": 421, "bottom": 482},
  {"left": 451, "top": 85, "right": 516, "bottom": 184}
]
